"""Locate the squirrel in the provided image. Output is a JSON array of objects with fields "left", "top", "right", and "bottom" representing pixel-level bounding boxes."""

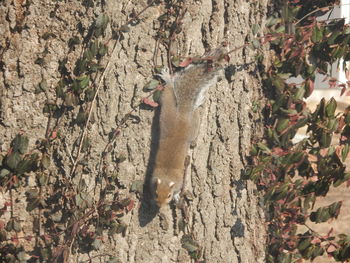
[{"left": 151, "top": 47, "right": 228, "bottom": 208}]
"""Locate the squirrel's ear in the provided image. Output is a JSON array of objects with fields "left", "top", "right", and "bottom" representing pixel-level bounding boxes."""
[{"left": 169, "top": 181, "right": 175, "bottom": 188}]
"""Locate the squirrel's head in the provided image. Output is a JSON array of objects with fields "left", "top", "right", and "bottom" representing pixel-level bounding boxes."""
[{"left": 152, "top": 178, "right": 175, "bottom": 208}]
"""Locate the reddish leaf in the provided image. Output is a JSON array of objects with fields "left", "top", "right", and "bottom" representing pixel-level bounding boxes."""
[
  {"left": 126, "top": 199, "right": 135, "bottom": 212},
  {"left": 142, "top": 98, "right": 159, "bottom": 108},
  {"left": 11, "top": 236, "right": 19, "bottom": 245},
  {"left": 43, "top": 234, "right": 51, "bottom": 241},
  {"left": 306, "top": 79, "right": 314, "bottom": 97},
  {"left": 308, "top": 154, "right": 317, "bottom": 162},
  {"left": 51, "top": 131, "right": 57, "bottom": 140},
  {"left": 319, "top": 148, "right": 328, "bottom": 157},
  {"left": 224, "top": 54, "right": 230, "bottom": 63},
  {"left": 271, "top": 147, "right": 288, "bottom": 156},
  {"left": 179, "top": 57, "right": 193, "bottom": 67},
  {"left": 346, "top": 69, "right": 350, "bottom": 81},
  {"left": 327, "top": 244, "right": 337, "bottom": 253},
  {"left": 310, "top": 175, "right": 318, "bottom": 182},
  {"left": 338, "top": 117, "right": 345, "bottom": 131},
  {"left": 340, "top": 86, "right": 347, "bottom": 96},
  {"left": 328, "top": 78, "right": 337, "bottom": 88},
  {"left": 311, "top": 237, "right": 321, "bottom": 244}
]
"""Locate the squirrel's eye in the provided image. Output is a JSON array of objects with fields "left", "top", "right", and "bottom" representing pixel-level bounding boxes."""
[{"left": 167, "top": 194, "right": 171, "bottom": 198}]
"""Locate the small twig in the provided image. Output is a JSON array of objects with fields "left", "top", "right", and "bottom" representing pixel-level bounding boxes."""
[
  {"left": 70, "top": 41, "right": 119, "bottom": 177},
  {"left": 81, "top": 253, "right": 114, "bottom": 263},
  {"left": 294, "top": 3, "right": 350, "bottom": 26},
  {"left": 70, "top": 2, "right": 157, "bottom": 178},
  {"left": 9, "top": 187, "right": 14, "bottom": 219},
  {"left": 103, "top": 87, "right": 160, "bottom": 154},
  {"left": 36, "top": 185, "right": 43, "bottom": 246},
  {"left": 124, "top": 0, "right": 156, "bottom": 26},
  {"left": 64, "top": 141, "right": 75, "bottom": 165}
]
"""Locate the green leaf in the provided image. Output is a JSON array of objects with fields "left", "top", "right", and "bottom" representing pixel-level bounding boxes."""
[
  {"left": 83, "top": 49, "right": 94, "bottom": 61},
  {"left": 181, "top": 234, "right": 199, "bottom": 253},
  {"left": 26, "top": 189, "right": 39, "bottom": 199},
  {"left": 106, "top": 257, "right": 121, "bottom": 263},
  {"left": 130, "top": 180, "right": 143, "bottom": 194},
  {"left": 89, "top": 62, "right": 104, "bottom": 72},
  {"left": 333, "top": 173, "right": 350, "bottom": 187},
  {"left": 252, "top": 39, "right": 260, "bottom": 49},
  {"left": 82, "top": 137, "right": 90, "bottom": 153},
  {"left": 76, "top": 107, "right": 87, "bottom": 126},
  {"left": 92, "top": 239, "right": 102, "bottom": 249},
  {"left": 153, "top": 89, "right": 162, "bottom": 103},
  {"left": 12, "top": 134, "right": 29, "bottom": 154},
  {"left": 266, "top": 16, "right": 280, "bottom": 27},
  {"left": 311, "top": 26, "right": 323, "bottom": 43},
  {"left": 35, "top": 80, "right": 48, "bottom": 94},
  {"left": 250, "top": 144, "right": 258, "bottom": 155},
  {"left": 0, "top": 169, "right": 10, "bottom": 178},
  {"left": 280, "top": 253, "right": 292, "bottom": 263},
  {"left": 26, "top": 198, "right": 40, "bottom": 212},
  {"left": 327, "top": 118, "right": 338, "bottom": 131},
  {"left": 94, "top": 14, "right": 109, "bottom": 37},
  {"left": 13, "top": 220, "right": 21, "bottom": 232},
  {"left": 42, "top": 153, "right": 50, "bottom": 169},
  {"left": 76, "top": 75, "right": 90, "bottom": 90},
  {"left": 272, "top": 75, "right": 285, "bottom": 91},
  {"left": 6, "top": 152, "right": 22, "bottom": 171},
  {"left": 327, "top": 31, "right": 340, "bottom": 45},
  {"left": 276, "top": 118, "right": 290, "bottom": 133},
  {"left": 298, "top": 237, "right": 312, "bottom": 251},
  {"left": 115, "top": 222, "right": 127, "bottom": 234},
  {"left": 171, "top": 56, "right": 181, "bottom": 67},
  {"left": 143, "top": 80, "right": 159, "bottom": 91},
  {"left": 294, "top": 86, "right": 305, "bottom": 100},
  {"left": 320, "top": 132, "right": 332, "bottom": 148},
  {"left": 89, "top": 41, "right": 99, "bottom": 57},
  {"left": 325, "top": 97, "right": 337, "bottom": 117},
  {"left": 257, "top": 143, "right": 271, "bottom": 153},
  {"left": 85, "top": 87, "right": 95, "bottom": 101},
  {"left": 64, "top": 93, "right": 79, "bottom": 107},
  {"left": 5, "top": 219, "right": 14, "bottom": 231},
  {"left": 328, "top": 201, "right": 342, "bottom": 218},
  {"left": 310, "top": 206, "right": 332, "bottom": 223},
  {"left": 252, "top": 24, "right": 260, "bottom": 35},
  {"left": 68, "top": 36, "right": 81, "bottom": 47},
  {"left": 344, "top": 112, "right": 350, "bottom": 124},
  {"left": 56, "top": 84, "right": 65, "bottom": 99},
  {"left": 16, "top": 159, "right": 33, "bottom": 174},
  {"left": 120, "top": 24, "right": 130, "bottom": 33},
  {"left": 0, "top": 230, "right": 7, "bottom": 242},
  {"left": 75, "top": 58, "right": 87, "bottom": 74},
  {"left": 98, "top": 43, "right": 108, "bottom": 56},
  {"left": 275, "top": 25, "right": 285, "bottom": 33}
]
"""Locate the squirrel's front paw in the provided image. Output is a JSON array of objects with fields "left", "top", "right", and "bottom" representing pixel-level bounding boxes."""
[{"left": 157, "top": 67, "right": 173, "bottom": 84}]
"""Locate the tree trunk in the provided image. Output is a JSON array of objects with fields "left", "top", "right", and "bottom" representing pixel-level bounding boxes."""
[{"left": 0, "top": 0, "right": 268, "bottom": 262}]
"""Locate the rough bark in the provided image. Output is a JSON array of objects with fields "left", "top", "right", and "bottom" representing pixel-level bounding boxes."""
[{"left": 0, "top": 0, "right": 268, "bottom": 262}]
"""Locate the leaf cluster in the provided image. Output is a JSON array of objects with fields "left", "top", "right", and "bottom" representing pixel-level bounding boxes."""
[
  {"left": 247, "top": 1, "right": 350, "bottom": 262},
  {"left": 0, "top": 12, "right": 137, "bottom": 262}
]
